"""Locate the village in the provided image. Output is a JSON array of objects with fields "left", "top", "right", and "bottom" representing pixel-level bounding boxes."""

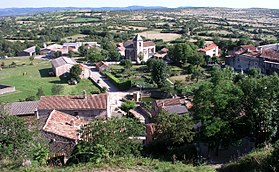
[{"left": 0, "top": 4, "right": 279, "bottom": 172}]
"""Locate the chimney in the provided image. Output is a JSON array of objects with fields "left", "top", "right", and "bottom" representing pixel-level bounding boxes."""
[
  {"left": 83, "top": 90, "right": 87, "bottom": 99},
  {"left": 70, "top": 119, "right": 75, "bottom": 127},
  {"left": 162, "top": 102, "right": 165, "bottom": 108}
]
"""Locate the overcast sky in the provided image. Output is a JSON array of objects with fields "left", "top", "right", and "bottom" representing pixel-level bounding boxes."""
[{"left": 0, "top": 0, "right": 278, "bottom": 9}]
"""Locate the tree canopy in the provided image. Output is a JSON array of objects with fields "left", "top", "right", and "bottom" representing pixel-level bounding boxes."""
[
  {"left": 151, "top": 59, "right": 168, "bottom": 88},
  {"left": 70, "top": 64, "right": 82, "bottom": 82}
]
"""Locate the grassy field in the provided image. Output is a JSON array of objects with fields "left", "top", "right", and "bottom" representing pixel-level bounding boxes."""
[
  {"left": 70, "top": 17, "right": 101, "bottom": 23},
  {"left": 169, "top": 75, "right": 190, "bottom": 84},
  {"left": 138, "top": 30, "right": 181, "bottom": 42},
  {"left": 0, "top": 58, "right": 99, "bottom": 103}
]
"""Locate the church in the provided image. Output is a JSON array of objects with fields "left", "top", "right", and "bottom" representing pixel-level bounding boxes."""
[{"left": 118, "top": 34, "right": 156, "bottom": 63}]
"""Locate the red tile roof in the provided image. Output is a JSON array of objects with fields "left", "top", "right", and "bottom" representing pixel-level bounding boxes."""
[
  {"left": 42, "top": 110, "right": 88, "bottom": 140},
  {"left": 96, "top": 61, "right": 109, "bottom": 68},
  {"left": 143, "top": 41, "right": 155, "bottom": 47},
  {"left": 38, "top": 94, "right": 108, "bottom": 110},
  {"left": 155, "top": 97, "right": 184, "bottom": 108},
  {"left": 199, "top": 43, "right": 218, "bottom": 52}
]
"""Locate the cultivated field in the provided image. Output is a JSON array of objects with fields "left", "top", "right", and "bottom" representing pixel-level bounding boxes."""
[{"left": 138, "top": 30, "right": 181, "bottom": 42}]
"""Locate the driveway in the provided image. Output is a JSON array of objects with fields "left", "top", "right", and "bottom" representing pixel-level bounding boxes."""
[{"left": 90, "top": 68, "right": 119, "bottom": 92}]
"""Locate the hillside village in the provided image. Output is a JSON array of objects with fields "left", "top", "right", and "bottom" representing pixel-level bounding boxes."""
[{"left": 1, "top": 5, "right": 279, "bottom": 172}]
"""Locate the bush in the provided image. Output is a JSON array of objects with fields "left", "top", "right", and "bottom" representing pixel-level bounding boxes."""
[
  {"left": 51, "top": 85, "right": 64, "bottom": 95},
  {"left": 121, "top": 101, "right": 136, "bottom": 112},
  {"left": 104, "top": 72, "right": 131, "bottom": 90},
  {"left": 32, "top": 144, "right": 49, "bottom": 165}
]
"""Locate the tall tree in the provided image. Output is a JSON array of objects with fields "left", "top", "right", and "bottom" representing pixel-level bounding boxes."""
[
  {"left": 151, "top": 60, "right": 168, "bottom": 88},
  {"left": 238, "top": 74, "right": 279, "bottom": 147},
  {"left": 154, "top": 110, "right": 195, "bottom": 146},
  {"left": 193, "top": 69, "right": 244, "bottom": 156},
  {"left": 169, "top": 42, "right": 199, "bottom": 66}
]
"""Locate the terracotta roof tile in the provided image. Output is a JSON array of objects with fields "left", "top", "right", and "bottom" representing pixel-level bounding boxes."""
[
  {"left": 38, "top": 94, "right": 108, "bottom": 110},
  {"left": 42, "top": 110, "right": 88, "bottom": 140},
  {"left": 143, "top": 41, "right": 155, "bottom": 47},
  {"left": 199, "top": 43, "right": 218, "bottom": 52},
  {"left": 155, "top": 98, "right": 184, "bottom": 108}
]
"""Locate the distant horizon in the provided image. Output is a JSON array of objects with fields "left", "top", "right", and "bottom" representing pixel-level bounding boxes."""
[
  {"left": 0, "top": 0, "right": 278, "bottom": 9},
  {"left": 0, "top": 5, "right": 278, "bottom": 10}
]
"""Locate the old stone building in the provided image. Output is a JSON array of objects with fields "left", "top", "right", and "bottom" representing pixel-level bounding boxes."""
[
  {"left": 41, "top": 110, "right": 88, "bottom": 158},
  {"left": 37, "top": 93, "right": 110, "bottom": 120},
  {"left": 226, "top": 44, "right": 279, "bottom": 74},
  {"left": 122, "top": 34, "right": 156, "bottom": 63},
  {"left": 51, "top": 56, "right": 90, "bottom": 79}
]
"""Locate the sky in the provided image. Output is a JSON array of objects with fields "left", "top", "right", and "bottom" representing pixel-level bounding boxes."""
[{"left": 0, "top": 0, "right": 278, "bottom": 9}]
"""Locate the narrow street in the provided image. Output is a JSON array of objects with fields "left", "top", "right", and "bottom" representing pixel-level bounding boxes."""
[{"left": 89, "top": 67, "right": 134, "bottom": 117}]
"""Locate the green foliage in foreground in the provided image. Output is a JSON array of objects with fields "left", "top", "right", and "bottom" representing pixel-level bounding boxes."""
[
  {"left": 1, "top": 157, "right": 215, "bottom": 172},
  {"left": 221, "top": 140, "right": 279, "bottom": 172},
  {"left": 220, "top": 148, "right": 273, "bottom": 172}
]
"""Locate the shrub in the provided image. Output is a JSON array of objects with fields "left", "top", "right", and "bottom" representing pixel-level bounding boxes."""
[
  {"left": 104, "top": 72, "right": 131, "bottom": 90},
  {"left": 51, "top": 85, "right": 64, "bottom": 95},
  {"left": 121, "top": 101, "right": 136, "bottom": 112},
  {"left": 32, "top": 144, "right": 49, "bottom": 165}
]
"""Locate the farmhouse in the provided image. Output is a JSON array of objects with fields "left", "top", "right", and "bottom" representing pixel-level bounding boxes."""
[
  {"left": 41, "top": 110, "right": 88, "bottom": 157},
  {"left": 63, "top": 42, "right": 101, "bottom": 53},
  {"left": 198, "top": 43, "right": 219, "bottom": 57},
  {"left": 0, "top": 84, "right": 15, "bottom": 95},
  {"left": 17, "top": 46, "right": 37, "bottom": 56},
  {"left": 122, "top": 34, "right": 156, "bottom": 63},
  {"left": 41, "top": 43, "right": 67, "bottom": 57},
  {"left": 37, "top": 93, "right": 110, "bottom": 120},
  {"left": 51, "top": 56, "right": 90, "bottom": 78},
  {"left": 151, "top": 97, "right": 190, "bottom": 116},
  {"left": 51, "top": 56, "right": 77, "bottom": 77}
]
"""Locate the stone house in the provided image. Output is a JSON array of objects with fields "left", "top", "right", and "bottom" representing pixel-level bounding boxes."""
[
  {"left": 37, "top": 93, "right": 110, "bottom": 120},
  {"left": 51, "top": 56, "right": 90, "bottom": 79},
  {"left": 151, "top": 97, "right": 190, "bottom": 117},
  {"left": 226, "top": 44, "right": 279, "bottom": 74},
  {"left": 41, "top": 110, "right": 88, "bottom": 158},
  {"left": 122, "top": 34, "right": 156, "bottom": 63},
  {"left": 198, "top": 43, "right": 219, "bottom": 57}
]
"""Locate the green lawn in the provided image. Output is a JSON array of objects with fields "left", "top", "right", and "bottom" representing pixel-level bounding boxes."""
[{"left": 0, "top": 59, "right": 99, "bottom": 103}]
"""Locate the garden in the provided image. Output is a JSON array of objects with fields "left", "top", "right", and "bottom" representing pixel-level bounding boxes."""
[{"left": 106, "top": 62, "right": 184, "bottom": 91}]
